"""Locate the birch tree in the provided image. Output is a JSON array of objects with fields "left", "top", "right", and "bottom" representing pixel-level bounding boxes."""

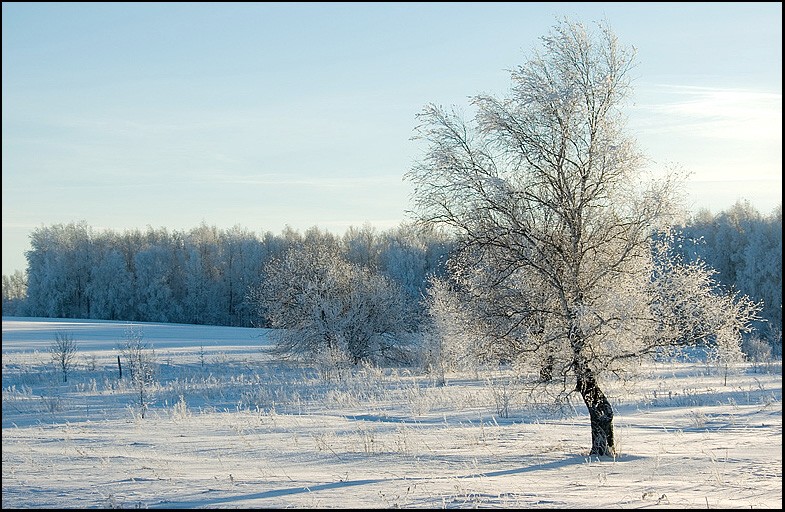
[{"left": 407, "top": 19, "right": 760, "bottom": 456}]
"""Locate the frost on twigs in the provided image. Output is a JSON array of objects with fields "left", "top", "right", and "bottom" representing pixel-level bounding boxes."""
[{"left": 406, "top": 18, "right": 762, "bottom": 456}]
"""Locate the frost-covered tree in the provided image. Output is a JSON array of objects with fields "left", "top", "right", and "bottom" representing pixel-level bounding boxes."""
[
  {"left": 221, "top": 225, "right": 269, "bottom": 327},
  {"left": 134, "top": 244, "right": 183, "bottom": 323},
  {"left": 646, "top": 233, "right": 757, "bottom": 380},
  {"left": 87, "top": 249, "right": 134, "bottom": 321},
  {"left": 253, "top": 242, "right": 418, "bottom": 368},
  {"left": 343, "top": 223, "right": 381, "bottom": 269},
  {"left": 378, "top": 222, "right": 453, "bottom": 304},
  {"left": 25, "top": 222, "right": 94, "bottom": 318},
  {"left": 421, "top": 276, "right": 489, "bottom": 385},
  {"left": 184, "top": 226, "right": 225, "bottom": 325},
  {"left": 50, "top": 331, "right": 78, "bottom": 383},
  {"left": 2, "top": 270, "right": 27, "bottom": 316},
  {"left": 119, "top": 327, "right": 156, "bottom": 418},
  {"left": 742, "top": 206, "right": 782, "bottom": 343},
  {"left": 406, "top": 19, "right": 760, "bottom": 456}
]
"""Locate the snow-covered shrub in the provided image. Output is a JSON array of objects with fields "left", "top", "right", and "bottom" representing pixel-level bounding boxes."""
[{"left": 252, "top": 242, "right": 419, "bottom": 368}]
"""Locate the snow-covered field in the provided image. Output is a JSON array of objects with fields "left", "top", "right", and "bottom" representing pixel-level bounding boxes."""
[{"left": 2, "top": 317, "right": 781, "bottom": 509}]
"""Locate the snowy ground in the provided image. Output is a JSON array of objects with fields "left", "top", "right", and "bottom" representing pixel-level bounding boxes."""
[{"left": 2, "top": 317, "right": 782, "bottom": 509}]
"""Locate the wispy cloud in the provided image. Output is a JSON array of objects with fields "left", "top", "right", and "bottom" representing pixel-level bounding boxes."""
[
  {"left": 633, "top": 84, "right": 782, "bottom": 141},
  {"left": 11, "top": 173, "right": 404, "bottom": 192},
  {"left": 193, "top": 172, "right": 403, "bottom": 189}
]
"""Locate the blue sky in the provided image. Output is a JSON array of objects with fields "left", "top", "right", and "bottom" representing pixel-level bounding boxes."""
[{"left": 2, "top": 2, "right": 782, "bottom": 275}]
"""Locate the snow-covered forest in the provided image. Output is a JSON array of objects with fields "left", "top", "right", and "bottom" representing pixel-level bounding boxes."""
[
  {"left": 2, "top": 221, "right": 452, "bottom": 329},
  {"left": 2, "top": 200, "right": 781, "bottom": 350}
]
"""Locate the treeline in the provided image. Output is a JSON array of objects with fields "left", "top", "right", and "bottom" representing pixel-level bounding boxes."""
[
  {"left": 2, "top": 200, "right": 782, "bottom": 344},
  {"left": 2, "top": 221, "right": 452, "bottom": 328},
  {"left": 676, "top": 201, "right": 782, "bottom": 343}
]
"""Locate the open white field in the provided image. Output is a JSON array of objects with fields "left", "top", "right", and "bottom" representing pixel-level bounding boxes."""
[{"left": 2, "top": 317, "right": 782, "bottom": 509}]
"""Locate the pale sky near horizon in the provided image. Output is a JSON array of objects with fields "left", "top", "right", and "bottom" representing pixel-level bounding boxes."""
[{"left": 2, "top": 2, "right": 782, "bottom": 276}]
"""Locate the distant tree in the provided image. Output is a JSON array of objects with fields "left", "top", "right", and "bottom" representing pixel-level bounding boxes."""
[
  {"left": 2, "top": 270, "right": 28, "bottom": 316},
  {"left": 739, "top": 205, "right": 782, "bottom": 343},
  {"left": 87, "top": 249, "right": 134, "bottom": 321},
  {"left": 343, "top": 223, "right": 381, "bottom": 269},
  {"left": 184, "top": 223, "right": 228, "bottom": 325},
  {"left": 50, "top": 331, "right": 78, "bottom": 383},
  {"left": 119, "top": 327, "right": 156, "bottom": 418},
  {"left": 252, "top": 242, "right": 418, "bottom": 369},
  {"left": 377, "top": 222, "right": 452, "bottom": 303},
  {"left": 134, "top": 244, "right": 183, "bottom": 323},
  {"left": 25, "top": 222, "right": 93, "bottom": 318},
  {"left": 221, "top": 225, "right": 268, "bottom": 326},
  {"left": 406, "top": 18, "right": 760, "bottom": 456},
  {"left": 421, "top": 276, "right": 488, "bottom": 385}
]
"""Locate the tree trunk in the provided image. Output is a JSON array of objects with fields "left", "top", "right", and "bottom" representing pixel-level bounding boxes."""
[
  {"left": 539, "top": 354, "right": 554, "bottom": 382},
  {"left": 576, "top": 370, "right": 615, "bottom": 456}
]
